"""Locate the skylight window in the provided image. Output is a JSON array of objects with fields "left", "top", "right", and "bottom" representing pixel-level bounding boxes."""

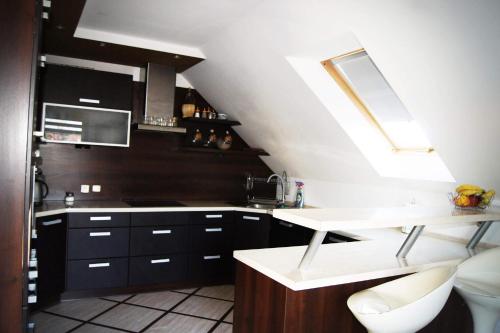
[{"left": 322, "top": 49, "right": 433, "bottom": 153}]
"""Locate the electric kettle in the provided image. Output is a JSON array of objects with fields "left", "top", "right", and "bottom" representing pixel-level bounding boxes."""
[{"left": 34, "top": 168, "right": 49, "bottom": 206}]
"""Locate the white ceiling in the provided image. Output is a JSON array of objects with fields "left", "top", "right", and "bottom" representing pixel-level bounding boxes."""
[
  {"left": 75, "top": 0, "right": 500, "bottom": 203},
  {"left": 77, "top": 0, "right": 264, "bottom": 57}
]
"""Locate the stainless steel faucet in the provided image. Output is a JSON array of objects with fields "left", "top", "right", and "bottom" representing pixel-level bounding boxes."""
[{"left": 267, "top": 173, "right": 285, "bottom": 206}]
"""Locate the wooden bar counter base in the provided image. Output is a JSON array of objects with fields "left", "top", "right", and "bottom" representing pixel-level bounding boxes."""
[{"left": 233, "top": 262, "right": 473, "bottom": 333}]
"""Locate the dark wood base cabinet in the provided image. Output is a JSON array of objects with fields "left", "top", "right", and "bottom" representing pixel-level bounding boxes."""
[
  {"left": 234, "top": 262, "right": 473, "bottom": 333},
  {"left": 37, "top": 210, "right": 273, "bottom": 302}
]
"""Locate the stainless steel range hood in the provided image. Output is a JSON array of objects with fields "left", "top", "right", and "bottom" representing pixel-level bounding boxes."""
[
  {"left": 145, "top": 63, "right": 175, "bottom": 119},
  {"left": 137, "top": 63, "right": 186, "bottom": 133}
]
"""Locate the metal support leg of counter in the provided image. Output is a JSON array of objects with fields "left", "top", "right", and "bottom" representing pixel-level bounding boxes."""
[
  {"left": 396, "top": 220, "right": 497, "bottom": 259},
  {"left": 466, "top": 221, "right": 494, "bottom": 249},
  {"left": 298, "top": 230, "right": 327, "bottom": 270},
  {"left": 396, "top": 225, "right": 425, "bottom": 258}
]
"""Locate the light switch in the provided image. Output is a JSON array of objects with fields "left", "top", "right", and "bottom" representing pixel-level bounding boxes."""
[
  {"left": 92, "top": 185, "right": 101, "bottom": 193},
  {"left": 80, "top": 185, "right": 90, "bottom": 193}
]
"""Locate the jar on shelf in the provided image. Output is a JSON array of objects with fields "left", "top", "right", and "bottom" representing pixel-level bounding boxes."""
[
  {"left": 205, "top": 129, "right": 217, "bottom": 147},
  {"left": 192, "top": 129, "right": 203, "bottom": 145}
]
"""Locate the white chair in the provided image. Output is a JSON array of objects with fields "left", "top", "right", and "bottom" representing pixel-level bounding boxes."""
[
  {"left": 454, "top": 247, "right": 500, "bottom": 333},
  {"left": 347, "top": 266, "right": 457, "bottom": 333}
]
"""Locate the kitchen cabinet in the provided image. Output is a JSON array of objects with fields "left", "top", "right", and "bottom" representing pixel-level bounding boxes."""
[
  {"left": 130, "top": 226, "right": 189, "bottom": 256},
  {"left": 189, "top": 211, "right": 235, "bottom": 283},
  {"left": 32, "top": 215, "right": 67, "bottom": 309},
  {"left": 129, "top": 254, "right": 188, "bottom": 286},
  {"left": 65, "top": 213, "right": 131, "bottom": 291},
  {"left": 234, "top": 212, "right": 271, "bottom": 250},
  {"left": 270, "top": 218, "right": 314, "bottom": 247},
  {"left": 270, "top": 218, "right": 358, "bottom": 247},
  {"left": 129, "top": 212, "right": 190, "bottom": 286},
  {"left": 41, "top": 103, "right": 131, "bottom": 147},
  {"left": 66, "top": 258, "right": 129, "bottom": 290},
  {"left": 41, "top": 64, "right": 133, "bottom": 110},
  {"left": 40, "top": 209, "right": 275, "bottom": 296}
]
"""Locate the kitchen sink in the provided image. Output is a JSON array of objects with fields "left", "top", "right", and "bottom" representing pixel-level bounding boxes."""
[{"left": 226, "top": 201, "right": 292, "bottom": 209}]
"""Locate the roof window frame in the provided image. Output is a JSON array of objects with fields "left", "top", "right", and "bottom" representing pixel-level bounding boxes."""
[{"left": 321, "top": 49, "right": 434, "bottom": 154}]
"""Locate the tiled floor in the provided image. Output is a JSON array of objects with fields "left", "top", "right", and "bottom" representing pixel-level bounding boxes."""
[{"left": 30, "top": 285, "right": 234, "bottom": 333}]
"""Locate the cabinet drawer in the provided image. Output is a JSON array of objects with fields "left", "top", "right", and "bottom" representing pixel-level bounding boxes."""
[
  {"left": 131, "top": 212, "right": 189, "bottom": 227},
  {"left": 190, "top": 224, "right": 234, "bottom": 252},
  {"left": 68, "top": 213, "right": 130, "bottom": 228},
  {"left": 189, "top": 211, "right": 233, "bottom": 225},
  {"left": 129, "top": 254, "right": 188, "bottom": 286},
  {"left": 67, "top": 228, "right": 129, "bottom": 259},
  {"left": 130, "top": 226, "right": 189, "bottom": 256},
  {"left": 189, "top": 253, "right": 233, "bottom": 283},
  {"left": 66, "top": 258, "right": 128, "bottom": 290},
  {"left": 234, "top": 213, "right": 270, "bottom": 250}
]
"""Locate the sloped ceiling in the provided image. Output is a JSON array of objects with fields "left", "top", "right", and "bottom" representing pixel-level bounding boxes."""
[{"left": 78, "top": 0, "right": 500, "bottom": 194}]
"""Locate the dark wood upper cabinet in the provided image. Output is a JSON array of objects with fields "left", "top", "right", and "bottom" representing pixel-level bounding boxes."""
[{"left": 41, "top": 64, "right": 133, "bottom": 110}]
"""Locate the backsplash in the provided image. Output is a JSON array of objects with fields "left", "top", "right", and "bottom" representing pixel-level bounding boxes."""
[{"left": 38, "top": 131, "right": 273, "bottom": 201}]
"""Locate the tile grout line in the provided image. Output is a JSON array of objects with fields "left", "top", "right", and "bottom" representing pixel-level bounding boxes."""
[
  {"left": 138, "top": 287, "right": 203, "bottom": 333},
  {"left": 171, "top": 289, "right": 235, "bottom": 302},
  {"left": 36, "top": 286, "right": 234, "bottom": 333},
  {"left": 40, "top": 310, "right": 133, "bottom": 333},
  {"left": 62, "top": 294, "right": 138, "bottom": 333},
  {"left": 208, "top": 305, "right": 234, "bottom": 333}
]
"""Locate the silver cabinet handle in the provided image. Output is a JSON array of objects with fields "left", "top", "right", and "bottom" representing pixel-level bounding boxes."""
[
  {"left": 203, "top": 255, "right": 221, "bottom": 260},
  {"left": 42, "top": 219, "right": 62, "bottom": 226},
  {"left": 89, "top": 262, "right": 110, "bottom": 268},
  {"left": 243, "top": 215, "right": 260, "bottom": 221},
  {"left": 90, "top": 216, "right": 111, "bottom": 221},
  {"left": 152, "top": 230, "right": 171, "bottom": 234},
  {"left": 79, "top": 98, "right": 100, "bottom": 104},
  {"left": 279, "top": 221, "right": 293, "bottom": 228},
  {"left": 205, "top": 228, "right": 222, "bottom": 232},
  {"left": 89, "top": 232, "right": 111, "bottom": 237},
  {"left": 205, "top": 214, "right": 223, "bottom": 219},
  {"left": 151, "top": 258, "right": 170, "bottom": 264}
]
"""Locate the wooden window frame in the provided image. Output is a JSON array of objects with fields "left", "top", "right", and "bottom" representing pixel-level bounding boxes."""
[{"left": 321, "top": 49, "right": 434, "bottom": 154}]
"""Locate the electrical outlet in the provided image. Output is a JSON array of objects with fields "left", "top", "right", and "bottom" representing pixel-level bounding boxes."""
[
  {"left": 92, "top": 185, "right": 101, "bottom": 193},
  {"left": 80, "top": 184, "right": 90, "bottom": 193}
]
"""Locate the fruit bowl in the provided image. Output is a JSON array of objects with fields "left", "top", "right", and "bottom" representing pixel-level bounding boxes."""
[{"left": 449, "top": 184, "right": 495, "bottom": 210}]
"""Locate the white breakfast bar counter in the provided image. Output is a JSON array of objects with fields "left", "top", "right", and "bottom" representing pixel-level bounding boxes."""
[{"left": 234, "top": 206, "right": 500, "bottom": 290}]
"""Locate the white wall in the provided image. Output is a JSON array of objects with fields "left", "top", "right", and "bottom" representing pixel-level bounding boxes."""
[{"left": 182, "top": 0, "right": 500, "bottom": 246}]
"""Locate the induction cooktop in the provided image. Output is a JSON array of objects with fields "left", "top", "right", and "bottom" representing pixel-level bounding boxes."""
[{"left": 124, "top": 200, "right": 186, "bottom": 207}]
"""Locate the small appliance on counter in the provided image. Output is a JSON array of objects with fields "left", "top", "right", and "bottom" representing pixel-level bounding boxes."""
[{"left": 34, "top": 167, "right": 49, "bottom": 206}]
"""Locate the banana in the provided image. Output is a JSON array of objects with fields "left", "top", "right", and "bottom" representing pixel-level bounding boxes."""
[
  {"left": 480, "top": 190, "right": 496, "bottom": 205},
  {"left": 459, "top": 189, "right": 484, "bottom": 196},
  {"left": 456, "top": 184, "right": 483, "bottom": 194}
]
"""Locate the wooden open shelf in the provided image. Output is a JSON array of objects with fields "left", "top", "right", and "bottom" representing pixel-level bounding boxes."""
[
  {"left": 133, "top": 123, "right": 187, "bottom": 134},
  {"left": 180, "top": 118, "right": 241, "bottom": 126},
  {"left": 181, "top": 147, "right": 269, "bottom": 156}
]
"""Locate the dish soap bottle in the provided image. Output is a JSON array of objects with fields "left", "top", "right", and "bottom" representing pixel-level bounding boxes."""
[{"left": 294, "top": 181, "right": 304, "bottom": 208}]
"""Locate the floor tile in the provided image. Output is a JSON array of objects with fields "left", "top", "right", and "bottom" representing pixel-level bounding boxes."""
[
  {"left": 30, "top": 312, "right": 81, "bottom": 333},
  {"left": 101, "top": 294, "right": 133, "bottom": 302},
  {"left": 73, "top": 323, "right": 125, "bottom": 333},
  {"left": 173, "top": 287, "right": 197, "bottom": 294},
  {"left": 223, "top": 309, "right": 233, "bottom": 323},
  {"left": 45, "top": 298, "right": 116, "bottom": 321},
  {"left": 213, "top": 322, "right": 233, "bottom": 333},
  {"left": 173, "top": 295, "right": 233, "bottom": 320},
  {"left": 196, "top": 285, "right": 234, "bottom": 301},
  {"left": 127, "top": 290, "right": 188, "bottom": 311},
  {"left": 92, "top": 304, "right": 164, "bottom": 332},
  {"left": 145, "top": 313, "right": 215, "bottom": 333}
]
